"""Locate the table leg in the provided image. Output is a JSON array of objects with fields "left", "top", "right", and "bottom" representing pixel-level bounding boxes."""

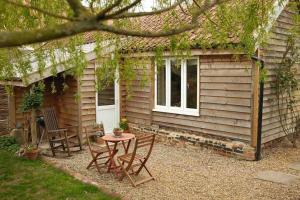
[
  {"left": 106, "top": 141, "right": 118, "bottom": 173},
  {"left": 122, "top": 139, "right": 132, "bottom": 154}
]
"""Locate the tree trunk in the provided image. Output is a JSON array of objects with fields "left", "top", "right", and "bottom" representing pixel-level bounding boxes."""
[{"left": 31, "top": 109, "right": 37, "bottom": 147}]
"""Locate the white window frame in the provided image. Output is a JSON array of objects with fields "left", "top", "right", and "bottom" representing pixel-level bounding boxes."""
[{"left": 154, "top": 57, "right": 200, "bottom": 116}]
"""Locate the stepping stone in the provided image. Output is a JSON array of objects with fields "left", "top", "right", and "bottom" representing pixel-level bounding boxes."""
[
  {"left": 289, "top": 161, "right": 300, "bottom": 171},
  {"left": 255, "top": 170, "right": 300, "bottom": 185}
]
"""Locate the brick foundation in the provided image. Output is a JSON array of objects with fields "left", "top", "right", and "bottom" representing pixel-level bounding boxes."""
[{"left": 129, "top": 123, "right": 256, "bottom": 161}]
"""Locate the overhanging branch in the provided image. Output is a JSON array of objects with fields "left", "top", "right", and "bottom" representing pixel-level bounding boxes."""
[
  {"left": 96, "top": 0, "right": 122, "bottom": 20},
  {"left": 97, "top": 22, "right": 199, "bottom": 37},
  {"left": 0, "top": 21, "right": 96, "bottom": 48},
  {"left": 66, "top": 0, "right": 89, "bottom": 17},
  {"left": 107, "top": 0, "right": 142, "bottom": 18},
  {"left": 1, "top": 0, "right": 75, "bottom": 21},
  {"left": 0, "top": 0, "right": 231, "bottom": 48},
  {"left": 110, "top": 0, "right": 185, "bottom": 19}
]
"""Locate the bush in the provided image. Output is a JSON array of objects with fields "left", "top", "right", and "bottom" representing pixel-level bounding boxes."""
[{"left": 0, "top": 136, "right": 19, "bottom": 152}]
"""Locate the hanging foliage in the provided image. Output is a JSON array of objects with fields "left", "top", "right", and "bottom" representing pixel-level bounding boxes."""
[
  {"left": 20, "top": 82, "right": 45, "bottom": 112},
  {"left": 0, "top": 0, "right": 294, "bottom": 99}
]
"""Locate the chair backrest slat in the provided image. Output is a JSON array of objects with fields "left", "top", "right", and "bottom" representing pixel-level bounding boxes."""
[{"left": 42, "top": 107, "right": 59, "bottom": 131}]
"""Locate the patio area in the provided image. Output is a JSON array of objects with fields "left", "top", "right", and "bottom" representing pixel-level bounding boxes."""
[{"left": 42, "top": 138, "right": 300, "bottom": 200}]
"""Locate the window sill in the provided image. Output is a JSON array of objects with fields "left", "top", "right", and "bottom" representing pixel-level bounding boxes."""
[{"left": 153, "top": 108, "right": 200, "bottom": 117}]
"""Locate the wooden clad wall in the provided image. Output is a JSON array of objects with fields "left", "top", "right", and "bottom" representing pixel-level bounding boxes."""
[
  {"left": 13, "top": 75, "right": 79, "bottom": 136},
  {"left": 124, "top": 55, "right": 254, "bottom": 142},
  {"left": 56, "top": 76, "right": 79, "bottom": 135},
  {"left": 259, "top": 6, "right": 300, "bottom": 143},
  {"left": 79, "top": 62, "right": 96, "bottom": 136},
  {"left": 0, "top": 86, "right": 9, "bottom": 135},
  {"left": 124, "top": 59, "right": 152, "bottom": 126},
  {"left": 14, "top": 79, "right": 57, "bottom": 127}
]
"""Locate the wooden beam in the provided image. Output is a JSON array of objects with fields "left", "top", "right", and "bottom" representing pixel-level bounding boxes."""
[
  {"left": 122, "top": 49, "right": 246, "bottom": 58},
  {"left": 77, "top": 75, "right": 83, "bottom": 140},
  {"left": 251, "top": 59, "right": 260, "bottom": 147},
  {"left": 149, "top": 58, "right": 155, "bottom": 125}
]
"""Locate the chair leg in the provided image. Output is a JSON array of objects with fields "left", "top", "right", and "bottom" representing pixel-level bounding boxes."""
[
  {"left": 142, "top": 164, "right": 154, "bottom": 179},
  {"left": 49, "top": 142, "right": 55, "bottom": 157},
  {"left": 61, "top": 141, "right": 65, "bottom": 151},
  {"left": 87, "top": 158, "right": 96, "bottom": 169},
  {"left": 117, "top": 159, "right": 136, "bottom": 186},
  {"left": 117, "top": 159, "right": 126, "bottom": 181},
  {"left": 93, "top": 159, "right": 102, "bottom": 174},
  {"left": 64, "top": 137, "right": 71, "bottom": 157},
  {"left": 78, "top": 136, "right": 83, "bottom": 150},
  {"left": 135, "top": 160, "right": 146, "bottom": 175}
]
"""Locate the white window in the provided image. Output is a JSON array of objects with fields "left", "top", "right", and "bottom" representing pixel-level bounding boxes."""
[{"left": 154, "top": 58, "right": 199, "bottom": 116}]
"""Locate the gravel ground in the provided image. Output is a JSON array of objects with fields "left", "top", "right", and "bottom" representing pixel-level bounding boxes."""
[{"left": 44, "top": 139, "right": 300, "bottom": 200}]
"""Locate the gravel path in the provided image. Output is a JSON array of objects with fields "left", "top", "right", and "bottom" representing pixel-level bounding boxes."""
[{"left": 44, "top": 140, "right": 300, "bottom": 200}]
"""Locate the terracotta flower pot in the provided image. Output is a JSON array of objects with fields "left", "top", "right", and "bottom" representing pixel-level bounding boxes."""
[
  {"left": 24, "top": 149, "right": 39, "bottom": 160},
  {"left": 113, "top": 128, "right": 123, "bottom": 137}
]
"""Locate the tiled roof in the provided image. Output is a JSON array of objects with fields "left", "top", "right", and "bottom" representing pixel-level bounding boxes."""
[{"left": 49, "top": 0, "right": 278, "bottom": 52}]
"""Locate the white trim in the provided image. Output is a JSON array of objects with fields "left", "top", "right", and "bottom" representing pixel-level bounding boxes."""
[
  {"left": 95, "top": 59, "right": 120, "bottom": 132},
  {"left": 154, "top": 57, "right": 200, "bottom": 116}
]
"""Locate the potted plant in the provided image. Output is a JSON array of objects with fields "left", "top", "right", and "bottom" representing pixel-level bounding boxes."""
[
  {"left": 24, "top": 145, "right": 39, "bottom": 160},
  {"left": 113, "top": 128, "right": 123, "bottom": 137},
  {"left": 119, "top": 118, "right": 129, "bottom": 133}
]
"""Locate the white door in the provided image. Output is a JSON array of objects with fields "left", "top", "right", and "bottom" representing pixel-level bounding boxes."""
[{"left": 96, "top": 80, "right": 120, "bottom": 133}]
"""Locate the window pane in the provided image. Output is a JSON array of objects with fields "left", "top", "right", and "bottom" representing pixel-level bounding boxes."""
[
  {"left": 98, "top": 83, "right": 115, "bottom": 106},
  {"left": 186, "top": 59, "right": 198, "bottom": 109},
  {"left": 171, "top": 60, "right": 181, "bottom": 107},
  {"left": 157, "top": 62, "right": 166, "bottom": 106}
]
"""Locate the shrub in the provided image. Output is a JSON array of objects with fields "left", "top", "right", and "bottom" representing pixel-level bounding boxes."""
[{"left": 0, "top": 136, "right": 19, "bottom": 152}]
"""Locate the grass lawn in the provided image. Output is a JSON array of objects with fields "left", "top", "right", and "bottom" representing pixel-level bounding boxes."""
[{"left": 0, "top": 150, "right": 119, "bottom": 200}]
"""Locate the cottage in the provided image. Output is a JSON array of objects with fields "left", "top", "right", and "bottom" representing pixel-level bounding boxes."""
[{"left": 1, "top": 0, "right": 299, "bottom": 160}]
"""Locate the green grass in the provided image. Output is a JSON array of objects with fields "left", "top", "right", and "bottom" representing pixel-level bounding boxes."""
[{"left": 0, "top": 150, "right": 119, "bottom": 200}]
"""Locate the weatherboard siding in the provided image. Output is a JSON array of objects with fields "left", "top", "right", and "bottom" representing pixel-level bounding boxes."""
[
  {"left": 260, "top": 7, "right": 300, "bottom": 144},
  {"left": 124, "top": 55, "right": 254, "bottom": 142},
  {"left": 0, "top": 86, "right": 9, "bottom": 135},
  {"left": 79, "top": 62, "right": 97, "bottom": 137},
  {"left": 13, "top": 76, "right": 79, "bottom": 136}
]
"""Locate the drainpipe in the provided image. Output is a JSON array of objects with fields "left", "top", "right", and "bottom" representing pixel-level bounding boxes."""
[{"left": 251, "top": 56, "right": 265, "bottom": 161}]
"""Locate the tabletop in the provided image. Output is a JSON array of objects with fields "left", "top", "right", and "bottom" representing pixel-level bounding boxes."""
[{"left": 102, "top": 133, "right": 135, "bottom": 142}]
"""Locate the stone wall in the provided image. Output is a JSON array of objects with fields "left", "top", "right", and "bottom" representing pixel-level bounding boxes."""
[{"left": 129, "top": 123, "right": 256, "bottom": 161}]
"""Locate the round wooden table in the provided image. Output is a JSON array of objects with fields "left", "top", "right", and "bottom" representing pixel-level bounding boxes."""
[{"left": 102, "top": 133, "right": 135, "bottom": 173}]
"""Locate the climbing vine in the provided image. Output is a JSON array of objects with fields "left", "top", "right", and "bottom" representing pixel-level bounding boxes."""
[{"left": 274, "top": 33, "right": 300, "bottom": 147}]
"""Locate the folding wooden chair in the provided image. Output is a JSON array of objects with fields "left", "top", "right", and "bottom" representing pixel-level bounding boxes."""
[
  {"left": 117, "top": 134, "right": 155, "bottom": 187},
  {"left": 42, "top": 107, "right": 82, "bottom": 156},
  {"left": 85, "top": 125, "right": 117, "bottom": 174}
]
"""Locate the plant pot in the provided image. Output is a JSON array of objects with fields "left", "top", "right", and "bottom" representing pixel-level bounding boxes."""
[
  {"left": 24, "top": 149, "right": 39, "bottom": 160},
  {"left": 113, "top": 129, "right": 123, "bottom": 137}
]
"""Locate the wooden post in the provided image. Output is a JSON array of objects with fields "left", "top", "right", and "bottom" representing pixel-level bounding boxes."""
[
  {"left": 251, "top": 60, "right": 260, "bottom": 147},
  {"left": 8, "top": 92, "right": 16, "bottom": 130},
  {"left": 77, "top": 72, "right": 83, "bottom": 141},
  {"left": 149, "top": 58, "right": 155, "bottom": 126}
]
